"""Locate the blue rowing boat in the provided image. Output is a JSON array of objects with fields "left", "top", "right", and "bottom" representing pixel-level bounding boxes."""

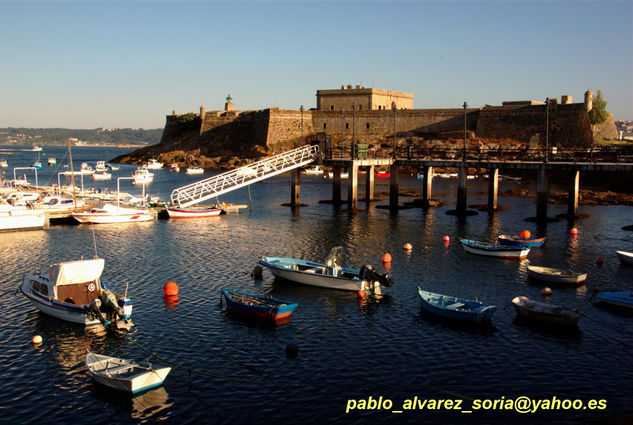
[
  {"left": 221, "top": 288, "right": 298, "bottom": 321},
  {"left": 417, "top": 287, "right": 496, "bottom": 323},
  {"left": 594, "top": 291, "right": 633, "bottom": 309},
  {"left": 460, "top": 239, "right": 530, "bottom": 259}
]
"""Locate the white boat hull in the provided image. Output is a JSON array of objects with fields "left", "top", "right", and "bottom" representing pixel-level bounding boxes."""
[
  {"left": 527, "top": 266, "right": 587, "bottom": 284},
  {"left": 72, "top": 204, "right": 154, "bottom": 224},
  {"left": 616, "top": 250, "right": 633, "bottom": 266},
  {"left": 260, "top": 257, "right": 363, "bottom": 291},
  {"left": 0, "top": 207, "right": 46, "bottom": 231},
  {"left": 166, "top": 207, "right": 222, "bottom": 219},
  {"left": 86, "top": 353, "right": 170, "bottom": 394},
  {"left": 462, "top": 243, "right": 529, "bottom": 259}
]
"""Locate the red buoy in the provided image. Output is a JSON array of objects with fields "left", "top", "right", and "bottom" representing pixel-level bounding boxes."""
[
  {"left": 382, "top": 253, "right": 392, "bottom": 263},
  {"left": 597, "top": 257, "right": 604, "bottom": 265},
  {"left": 443, "top": 235, "right": 450, "bottom": 242},
  {"left": 570, "top": 228, "right": 578, "bottom": 236},
  {"left": 163, "top": 281, "right": 179, "bottom": 296},
  {"left": 520, "top": 230, "right": 531, "bottom": 239}
]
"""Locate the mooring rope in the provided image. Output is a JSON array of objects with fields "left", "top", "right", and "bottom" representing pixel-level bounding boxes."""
[{"left": 129, "top": 338, "right": 306, "bottom": 387}]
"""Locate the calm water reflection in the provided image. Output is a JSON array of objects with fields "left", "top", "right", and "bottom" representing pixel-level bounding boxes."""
[{"left": 1, "top": 146, "right": 632, "bottom": 424}]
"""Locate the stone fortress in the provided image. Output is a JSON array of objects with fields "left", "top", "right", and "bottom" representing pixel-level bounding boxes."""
[{"left": 140, "top": 85, "right": 618, "bottom": 168}]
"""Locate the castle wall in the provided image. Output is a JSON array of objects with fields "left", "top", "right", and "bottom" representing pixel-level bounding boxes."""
[
  {"left": 266, "top": 108, "right": 315, "bottom": 149},
  {"left": 476, "top": 104, "right": 594, "bottom": 147}
]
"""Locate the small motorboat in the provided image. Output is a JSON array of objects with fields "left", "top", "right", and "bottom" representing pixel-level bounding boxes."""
[
  {"left": 47, "top": 158, "right": 56, "bottom": 166},
  {"left": 108, "top": 163, "right": 120, "bottom": 171},
  {"left": 186, "top": 166, "right": 204, "bottom": 175},
  {"left": 375, "top": 171, "right": 390, "bottom": 178},
  {"left": 511, "top": 296, "right": 581, "bottom": 327},
  {"left": 145, "top": 158, "right": 163, "bottom": 170},
  {"left": 0, "top": 159, "right": 8, "bottom": 168},
  {"left": 91, "top": 171, "right": 112, "bottom": 181},
  {"left": 527, "top": 265, "right": 587, "bottom": 285},
  {"left": 169, "top": 163, "right": 180, "bottom": 173},
  {"left": 221, "top": 288, "right": 298, "bottom": 321},
  {"left": 132, "top": 166, "right": 154, "bottom": 184},
  {"left": 260, "top": 247, "right": 393, "bottom": 294},
  {"left": 460, "top": 239, "right": 530, "bottom": 259},
  {"left": 0, "top": 202, "right": 46, "bottom": 231},
  {"left": 417, "top": 287, "right": 496, "bottom": 323},
  {"left": 615, "top": 250, "right": 633, "bottom": 267},
  {"left": 86, "top": 352, "right": 171, "bottom": 394},
  {"left": 166, "top": 205, "right": 222, "bottom": 219},
  {"left": 72, "top": 202, "right": 154, "bottom": 224},
  {"left": 94, "top": 161, "right": 108, "bottom": 172},
  {"left": 20, "top": 257, "right": 133, "bottom": 326},
  {"left": 498, "top": 234, "right": 546, "bottom": 248},
  {"left": 302, "top": 165, "right": 323, "bottom": 175},
  {"left": 593, "top": 291, "right": 633, "bottom": 309}
]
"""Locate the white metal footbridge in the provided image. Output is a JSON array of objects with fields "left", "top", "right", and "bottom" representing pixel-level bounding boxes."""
[{"left": 170, "top": 145, "right": 319, "bottom": 207}]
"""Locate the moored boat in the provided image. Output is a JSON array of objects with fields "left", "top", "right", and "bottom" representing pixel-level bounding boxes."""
[
  {"left": 72, "top": 202, "right": 154, "bottom": 224},
  {"left": 145, "top": 158, "right": 163, "bottom": 170},
  {"left": 86, "top": 352, "right": 170, "bottom": 394},
  {"left": 132, "top": 166, "right": 153, "bottom": 184},
  {"left": 593, "top": 291, "right": 633, "bottom": 309},
  {"left": 169, "top": 163, "right": 180, "bottom": 173},
  {"left": 91, "top": 171, "right": 112, "bottom": 181},
  {"left": 186, "top": 166, "right": 204, "bottom": 175},
  {"left": 20, "top": 257, "right": 133, "bottom": 327},
  {"left": 259, "top": 247, "right": 393, "bottom": 294},
  {"left": 94, "top": 161, "right": 108, "bottom": 172},
  {"left": 375, "top": 171, "right": 390, "bottom": 178},
  {"left": 166, "top": 205, "right": 222, "bottom": 219},
  {"left": 302, "top": 165, "right": 323, "bottom": 175},
  {"left": 527, "top": 265, "right": 587, "bottom": 284},
  {"left": 615, "top": 250, "right": 633, "bottom": 266},
  {"left": 417, "top": 287, "right": 496, "bottom": 323},
  {"left": 511, "top": 296, "right": 581, "bottom": 327},
  {"left": 221, "top": 288, "right": 298, "bottom": 321},
  {"left": 460, "top": 239, "right": 530, "bottom": 259},
  {"left": 498, "top": 234, "right": 546, "bottom": 248},
  {"left": 0, "top": 202, "right": 46, "bottom": 231}
]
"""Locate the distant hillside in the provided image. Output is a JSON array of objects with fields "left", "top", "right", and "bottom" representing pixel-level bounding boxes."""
[{"left": 0, "top": 127, "right": 162, "bottom": 146}]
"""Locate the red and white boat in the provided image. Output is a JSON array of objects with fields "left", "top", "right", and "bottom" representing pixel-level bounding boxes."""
[
  {"left": 72, "top": 203, "right": 154, "bottom": 224},
  {"left": 166, "top": 205, "right": 222, "bottom": 219},
  {"left": 375, "top": 171, "right": 391, "bottom": 178}
]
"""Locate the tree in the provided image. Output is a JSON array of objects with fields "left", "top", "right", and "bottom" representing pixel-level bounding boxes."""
[{"left": 588, "top": 89, "right": 609, "bottom": 137}]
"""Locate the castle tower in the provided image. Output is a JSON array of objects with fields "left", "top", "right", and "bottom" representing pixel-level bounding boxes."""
[
  {"left": 225, "top": 95, "right": 234, "bottom": 112},
  {"left": 200, "top": 105, "right": 206, "bottom": 120},
  {"left": 584, "top": 90, "right": 594, "bottom": 111}
]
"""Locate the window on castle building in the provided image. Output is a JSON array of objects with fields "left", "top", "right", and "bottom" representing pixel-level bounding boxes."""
[
  {"left": 330, "top": 105, "right": 334, "bottom": 110},
  {"left": 323, "top": 123, "right": 327, "bottom": 130},
  {"left": 359, "top": 105, "right": 362, "bottom": 110},
  {"left": 366, "top": 123, "right": 370, "bottom": 129},
  {"left": 345, "top": 123, "right": 349, "bottom": 129}
]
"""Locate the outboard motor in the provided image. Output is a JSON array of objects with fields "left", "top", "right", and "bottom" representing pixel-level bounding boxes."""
[
  {"left": 359, "top": 264, "right": 393, "bottom": 287},
  {"left": 100, "top": 289, "right": 124, "bottom": 319},
  {"left": 87, "top": 298, "right": 108, "bottom": 325}
]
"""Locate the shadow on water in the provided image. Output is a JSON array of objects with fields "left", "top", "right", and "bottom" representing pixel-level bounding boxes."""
[
  {"left": 88, "top": 384, "right": 174, "bottom": 422},
  {"left": 415, "top": 309, "right": 498, "bottom": 335},
  {"left": 511, "top": 316, "right": 583, "bottom": 340}
]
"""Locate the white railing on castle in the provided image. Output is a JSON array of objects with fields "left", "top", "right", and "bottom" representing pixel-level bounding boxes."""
[{"left": 170, "top": 145, "right": 319, "bottom": 207}]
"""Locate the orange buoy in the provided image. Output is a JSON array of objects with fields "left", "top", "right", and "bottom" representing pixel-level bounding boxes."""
[
  {"left": 163, "top": 281, "right": 179, "bottom": 296},
  {"left": 403, "top": 243, "right": 413, "bottom": 251},
  {"left": 382, "top": 253, "right": 392, "bottom": 263},
  {"left": 541, "top": 287, "right": 552, "bottom": 296},
  {"left": 443, "top": 235, "right": 450, "bottom": 242},
  {"left": 32, "top": 335, "right": 42, "bottom": 344},
  {"left": 520, "top": 230, "right": 531, "bottom": 239},
  {"left": 570, "top": 228, "right": 578, "bottom": 236}
]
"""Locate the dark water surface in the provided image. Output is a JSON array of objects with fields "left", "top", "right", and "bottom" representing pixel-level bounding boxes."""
[{"left": 1, "top": 146, "right": 632, "bottom": 424}]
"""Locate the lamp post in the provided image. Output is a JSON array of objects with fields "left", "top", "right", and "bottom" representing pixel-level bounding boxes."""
[
  {"left": 392, "top": 102, "right": 397, "bottom": 159},
  {"left": 463, "top": 101, "right": 468, "bottom": 161},
  {"left": 300, "top": 105, "right": 304, "bottom": 144},
  {"left": 351, "top": 102, "right": 356, "bottom": 146},
  {"left": 545, "top": 98, "right": 549, "bottom": 163}
]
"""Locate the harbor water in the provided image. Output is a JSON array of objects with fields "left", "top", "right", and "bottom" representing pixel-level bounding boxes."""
[{"left": 1, "top": 145, "right": 632, "bottom": 424}]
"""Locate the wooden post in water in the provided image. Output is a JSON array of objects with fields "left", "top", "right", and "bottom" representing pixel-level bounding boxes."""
[
  {"left": 332, "top": 166, "right": 342, "bottom": 205},
  {"left": 536, "top": 165, "right": 548, "bottom": 222},
  {"left": 291, "top": 169, "right": 301, "bottom": 206},
  {"left": 456, "top": 164, "right": 468, "bottom": 215},
  {"left": 348, "top": 162, "right": 358, "bottom": 210},
  {"left": 488, "top": 168, "right": 499, "bottom": 212},
  {"left": 365, "top": 165, "right": 374, "bottom": 202},
  {"left": 389, "top": 163, "right": 399, "bottom": 210},
  {"left": 568, "top": 170, "right": 580, "bottom": 217},
  {"left": 422, "top": 165, "right": 433, "bottom": 207}
]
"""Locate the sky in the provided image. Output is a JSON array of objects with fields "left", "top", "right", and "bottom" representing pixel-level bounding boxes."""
[{"left": 1, "top": 1, "right": 632, "bottom": 129}]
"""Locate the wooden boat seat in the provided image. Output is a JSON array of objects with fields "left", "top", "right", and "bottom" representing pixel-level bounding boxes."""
[
  {"left": 106, "top": 363, "right": 139, "bottom": 374},
  {"left": 445, "top": 302, "right": 465, "bottom": 309}
]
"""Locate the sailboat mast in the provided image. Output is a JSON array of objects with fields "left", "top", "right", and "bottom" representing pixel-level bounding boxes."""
[{"left": 68, "top": 140, "right": 77, "bottom": 209}]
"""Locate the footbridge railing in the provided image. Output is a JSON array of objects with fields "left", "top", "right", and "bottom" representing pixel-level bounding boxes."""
[{"left": 170, "top": 145, "right": 319, "bottom": 207}]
